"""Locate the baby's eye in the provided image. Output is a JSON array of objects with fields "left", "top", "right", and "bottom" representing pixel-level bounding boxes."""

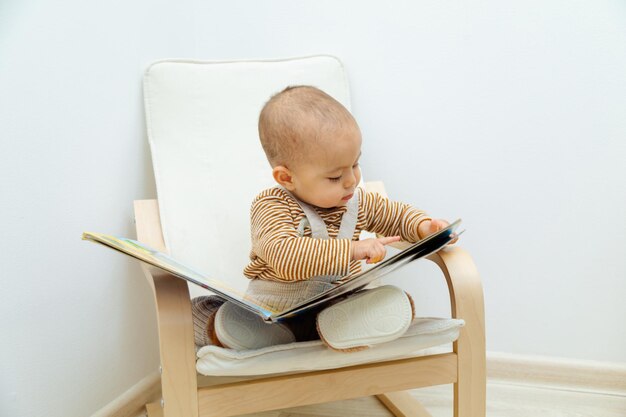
[{"left": 328, "top": 176, "right": 341, "bottom": 182}]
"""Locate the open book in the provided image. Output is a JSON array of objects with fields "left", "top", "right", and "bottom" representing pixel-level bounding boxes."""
[{"left": 82, "top": 219, "right": 461, "bottom": 322}]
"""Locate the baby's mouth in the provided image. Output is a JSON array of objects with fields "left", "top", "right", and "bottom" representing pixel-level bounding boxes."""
[{"left": 341, "top": 193, "right": 354, "bottom": 201}]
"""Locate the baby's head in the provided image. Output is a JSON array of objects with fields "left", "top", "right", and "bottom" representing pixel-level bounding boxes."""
[{"left": 258, "top": 86, "right": 362, "bottom": 208}]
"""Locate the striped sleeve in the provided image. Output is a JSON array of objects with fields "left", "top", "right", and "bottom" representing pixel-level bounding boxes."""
[
  {"left": 249, "top": 193, "right": 352, "bottom": 281},
  {"left": 361, "top": 190, "right": 432, "bottom": 243}
]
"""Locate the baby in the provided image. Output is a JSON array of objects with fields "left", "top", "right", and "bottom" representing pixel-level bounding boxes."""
[{"left": 192, "top": 86, "right": 453, "bottom": 351}]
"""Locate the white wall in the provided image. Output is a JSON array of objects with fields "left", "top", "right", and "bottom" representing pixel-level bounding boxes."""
[{"left": 1, "top": 1, "right": 624, "bottom": 416}]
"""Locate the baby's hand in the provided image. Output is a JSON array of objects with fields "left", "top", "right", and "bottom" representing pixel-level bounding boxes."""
[
  {"left": 351, "top": 236, "right": 401, "bottom": 264},
  {"left": 418, "top": 219, "right": 458, "bottom": 244}
]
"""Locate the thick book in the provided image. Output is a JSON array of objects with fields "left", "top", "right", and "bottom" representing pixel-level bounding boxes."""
[{"left": 82, "top": 219, "right": 461, "bottom": 322}]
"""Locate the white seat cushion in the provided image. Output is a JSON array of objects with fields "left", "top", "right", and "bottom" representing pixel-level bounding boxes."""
[{"left": 196, "top": 317, "right": 463, "bottom": 376}]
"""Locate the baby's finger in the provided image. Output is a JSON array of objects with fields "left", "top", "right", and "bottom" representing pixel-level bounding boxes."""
[{"left": 377, "top": 236, "right": 401, "bottom": 246}]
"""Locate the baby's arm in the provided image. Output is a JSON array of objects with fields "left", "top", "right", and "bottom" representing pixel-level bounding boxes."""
[
  {"left": 361, "top": 189, "right": 432, "bottom": 242},
  {"left": 352, "top": 191, "right": 456, "bottom": 264},
  {"left": 250, "top": 194, "right": 352, "bottom": 281},
  {"left": 361, "top": 189, "right": 456, "bottom": 242}
]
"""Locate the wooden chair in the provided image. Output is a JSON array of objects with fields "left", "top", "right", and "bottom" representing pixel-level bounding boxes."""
[{"left": 137, "top": 56, "right": 486, "bottom": 417}]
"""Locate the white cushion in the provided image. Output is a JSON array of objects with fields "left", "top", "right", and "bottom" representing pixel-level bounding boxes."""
[{"left": 197, "top": 318, "right": 464, "bottom": 376}]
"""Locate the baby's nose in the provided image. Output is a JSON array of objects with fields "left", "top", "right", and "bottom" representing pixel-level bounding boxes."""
[{"left": 344, "top": 172, "right": 357, "bottom": 188}]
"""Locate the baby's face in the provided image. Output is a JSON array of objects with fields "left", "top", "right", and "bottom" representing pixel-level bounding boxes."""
[{"left": 288, "top": 126, "right": 362, "bottom": 208}]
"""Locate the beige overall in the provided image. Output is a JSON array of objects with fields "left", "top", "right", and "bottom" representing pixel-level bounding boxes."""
[
  {"left": 244, "top": 187, "right": 360, "bottom": 313},
  {"left": 192, "top": 190, "right": 360, "bottom": 346}
]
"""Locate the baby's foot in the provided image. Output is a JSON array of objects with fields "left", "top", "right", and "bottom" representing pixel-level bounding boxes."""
[
  {"left": 214, "top": 302, "right": 296, "bottom": 350},
  {"left": 316, "top": 285, "right": 414, "bottom": 352}
]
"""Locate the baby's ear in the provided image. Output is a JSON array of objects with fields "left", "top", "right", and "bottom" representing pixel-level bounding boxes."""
[{"left": 272, "top": 166, "right": 295, "bottom": 190}]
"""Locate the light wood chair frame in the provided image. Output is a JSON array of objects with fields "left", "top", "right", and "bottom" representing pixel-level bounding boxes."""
[{"left": 134, "top": 181, "right": 486, "bottom": 417}]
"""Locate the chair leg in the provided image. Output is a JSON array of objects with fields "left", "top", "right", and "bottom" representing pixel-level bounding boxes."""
[
  {"left": 376, "top": 391, "right": 433, "bottom": 417},
  {"left": 454, "top": 339, "right": 486, "bottom": 417},
  {"left": 146, "top": 402, "right": 164, "bottom": 417}
]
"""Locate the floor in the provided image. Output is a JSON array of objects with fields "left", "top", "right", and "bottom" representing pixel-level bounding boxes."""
[{"left": 240, "top": 381, "right": 626, "bottom": 417}]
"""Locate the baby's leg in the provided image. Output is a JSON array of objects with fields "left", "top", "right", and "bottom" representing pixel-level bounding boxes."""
[
  {"left": 191, "top": 295, "right": 226, "bottom": 347},
  {"left": 192, "top": 296, "right": 298, "bottom": 349}
]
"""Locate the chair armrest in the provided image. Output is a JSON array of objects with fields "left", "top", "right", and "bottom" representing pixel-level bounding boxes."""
[
  {"left": 133, "top": 199, "right": 199, "bottom": 417},
  {"left": 428, "top": 246, "right": 486, "bottom": 410},
  {"left": 385, "top": 241, "right": 485, "bottom": 326},
  {"left": 426, "top": 246, "right": 485, "bottom": 342}
]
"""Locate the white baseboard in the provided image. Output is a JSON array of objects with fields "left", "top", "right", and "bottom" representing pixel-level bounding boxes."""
[
  {"left": 90, "top": 371, "right": 161, "bottom": 417},
  {"left": 487, "top": 351, "right": 626, "bottom": 396},
  {"left": 91, "top": 352, "right": 626, "bottom": 417}
]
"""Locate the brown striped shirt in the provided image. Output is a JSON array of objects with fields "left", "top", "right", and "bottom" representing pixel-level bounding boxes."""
[{"left": 243, "top": 187, "right": 431, "bottom": 283}]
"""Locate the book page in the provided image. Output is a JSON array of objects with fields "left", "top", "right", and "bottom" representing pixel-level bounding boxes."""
[{"left": 82, "top": 232, "right": 278, "bottom": 320}]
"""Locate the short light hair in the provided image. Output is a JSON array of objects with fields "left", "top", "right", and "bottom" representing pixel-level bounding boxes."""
[{"left": 258, "top": 85, "right": 357, "bottom": 167}]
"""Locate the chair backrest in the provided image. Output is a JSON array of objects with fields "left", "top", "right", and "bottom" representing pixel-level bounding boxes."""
[{"left": 143, "top": 56, "right": 352, "bottom": 294}]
